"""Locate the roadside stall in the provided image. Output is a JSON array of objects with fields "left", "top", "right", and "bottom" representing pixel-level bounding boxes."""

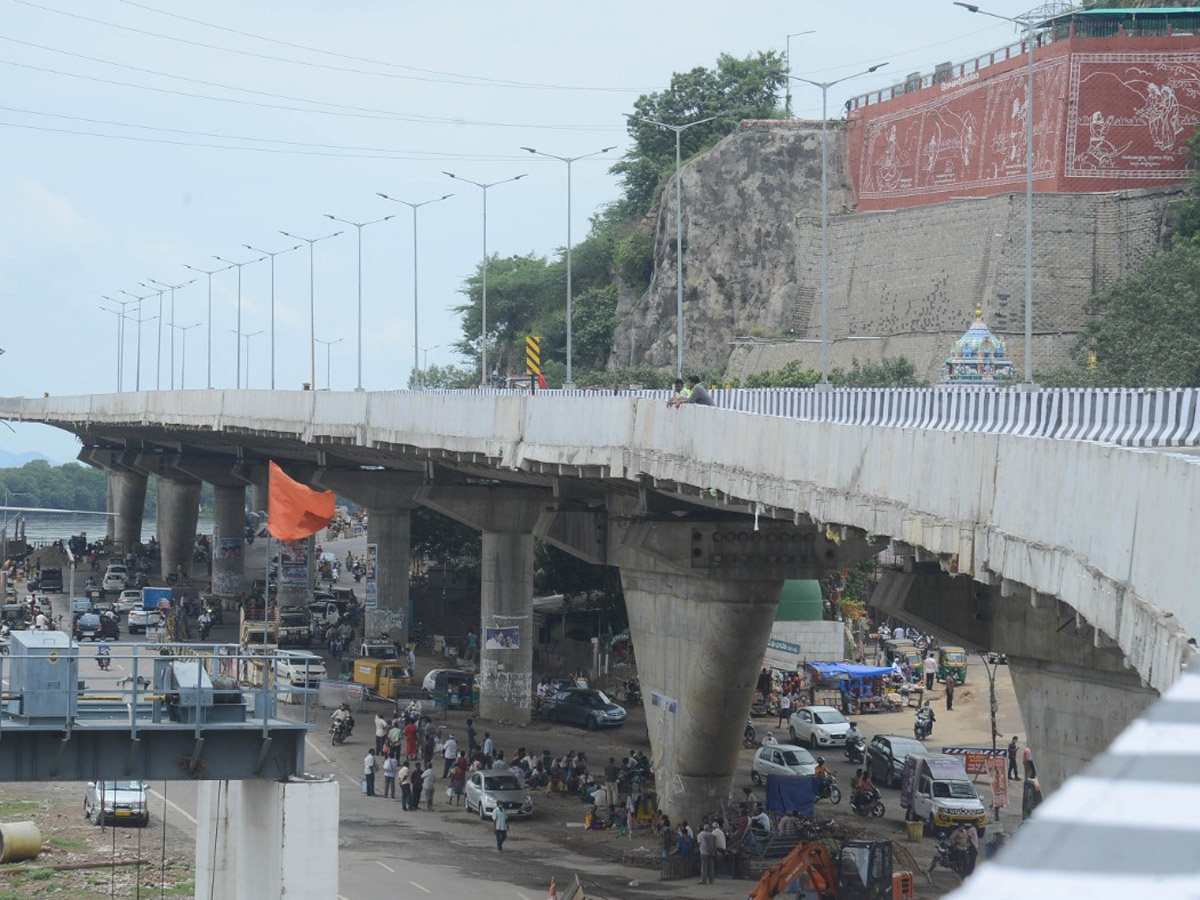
[{"left": 804, "top": 662, "right": 897, "bottom": 714}]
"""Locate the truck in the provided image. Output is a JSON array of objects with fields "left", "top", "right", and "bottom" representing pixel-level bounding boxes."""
[
  {"left": 239, "top": 605, "right": 312, "bottom": 647},
  {"left": 36, "top": 566, "right": 63, "bottom": 593},
  {"left": 899, "top": 753, "right": 987, "bottom": 834},
  {"left": 352, "top": 658, "right": 413, "bottom": 699}
]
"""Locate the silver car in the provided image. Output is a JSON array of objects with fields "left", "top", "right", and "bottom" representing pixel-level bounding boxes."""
[
  {"left": 464, "top": 770, "right": 534, "bottom": 820},
  {"left": 751, "top": 743, "right": 818, "bottom": 785},
  {"left": 84, "top": 780, "right": 149, "bottom": 826}
]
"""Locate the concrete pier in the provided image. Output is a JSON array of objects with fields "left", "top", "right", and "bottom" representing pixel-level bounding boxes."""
[
  {"left": 156, "top": 477, "right": 201, "bottom": 583},
  {"left": 195, "top": 779, "right": 338, "bottom": 900},
  {"left": 418, "top": 486, "right": 545, "bottom": 724},
  {"left": 211, "top": 484, "right": 246, "bottom": 600}
]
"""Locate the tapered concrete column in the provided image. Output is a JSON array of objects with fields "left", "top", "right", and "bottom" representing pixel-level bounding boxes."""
[
  {"left": 622, "top": 567, "right": 781, "bottom": 824},
  {"left": 212, "top": 484, "right": 246, "bottom": 599},
  {"left": 195, "top": 779, "right": 338, "bottom": 900},
  {"left": 110, "top": 470, "right": 148, "bottom": 552},
  {"left": 252, "top": 483, "right": 268, "bottom": 513},
  {"left": 416, "top": 485, "right": 550, "bottom": 725},
  {"left": 157, "top": 477, "right": 202, "bottom": 581},
  {"left": 104, "top": 476, "right": 115, "bottom": 542},
  {"left": 314, "top": 469, "right": 421, "bottom": 647}
]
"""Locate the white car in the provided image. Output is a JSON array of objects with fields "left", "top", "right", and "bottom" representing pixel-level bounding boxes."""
[
  {"left": 101, "top": 568, "right": 128, "bottom": 592},
  {"left": 85, "top": 780, "right": 149, "bottom": 827},
  {"left": 750, "top": 743, "right": 818, "bottom": 785},
  {"left": 274, "top": 651, "right": 328, "bottom": 687},
  {"left": 128, "top": 608, "right": 165, "bottom": 634},
  {"left": 114, "top": 590, "right": 142, "bottom": 613},
  {"left": 788, "top": 705, "right": 851, "bottom": 748}
]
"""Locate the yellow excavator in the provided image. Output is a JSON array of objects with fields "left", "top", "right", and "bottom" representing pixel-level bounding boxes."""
[{"left": 748, "top": 839, "right": 893, "bottom": 900}]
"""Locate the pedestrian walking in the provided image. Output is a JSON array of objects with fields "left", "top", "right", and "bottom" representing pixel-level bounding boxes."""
[
  {"left": 924, "top": 651, "right": 938, "bottom": 691},
  {"left": 777, "top": 692, "right": 791, "bottom": 727},
  {"left": 442, "top": 733, "right": 458, "bottom": 778},
  {"left": 1007, "top": 736, "right": 1021, "bottom": 780},
  {"left": 1022, "top": 741, "right": 1035, "bottom": 779},
  {"left": 382, "top": 754, "right": 398, "bottom": 798},
  {"left": 409, "top": 765, "right": 423, "bottom": 810},
  {"left": 466, "top": 718, "right": 478, "bottom": 755},
  {"left": 493, "top": 804, "right": 509, "bottom": 851},
  {"left": 944, "top": 674, "right": 955, "bottom": 711},
  {"left": 421, "top": 765, "right": 435, "bottom": 810},
  {"left": 363, "top": 750, "right": 377, "bottom": 797},
  {"left": 374, "top": 713, "right": 388, "bottom": 756},
  {"left": 698, "top": 823, "right": 717, "bottom": 884}
]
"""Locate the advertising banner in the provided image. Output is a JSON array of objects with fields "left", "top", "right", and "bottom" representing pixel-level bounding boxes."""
[{"left": 364, "top": 543, "right": 378, "bottom": 611}]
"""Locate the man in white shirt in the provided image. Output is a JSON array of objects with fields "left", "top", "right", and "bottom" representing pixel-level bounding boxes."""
[
  {"left": 777, "top": 692, "right": 791, "bottom": 727},
  {"left": 442, "top": 733, "right": 458, "bottom": 777},
  {"left": 363, "top": 750, "right": 377, "bottom": 797},
  {"left": 893, "top": 624, "right": 906, "bottom": 641}
]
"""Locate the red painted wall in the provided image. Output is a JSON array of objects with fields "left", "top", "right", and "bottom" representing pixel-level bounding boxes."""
[{"left": 846, "top": 35, "right": 1200, "bottom": 210}]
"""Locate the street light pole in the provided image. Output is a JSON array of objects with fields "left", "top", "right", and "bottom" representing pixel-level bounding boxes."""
[
  {"left": 376, "top": 192, "right": 453, "bottom": 389},
  {"left": 182, "top": 263, "right": 233, "bottom": 390},
  {"left": 169, "top": 322, "right": 201, "bottom": 388},
  {"left": 520, "top": 146, "right": 616, "bottom": 389},
  {"left": 137, "top": 283, "right": 166, "bottom": 389},
  {"left": 625, "top": 114, "right": 723, "bottom": 379},
  {"left": 279, "top": 230, "right": 342, "bottom": 391},
  {"left": 232, "top": 330, "right": 264, "bottom": 388},
  {"left": 243, "top": 242, "right": 303, "bottom": 390},
  {"left": 118, "top": 289, "right": 156, "bottom": 391},
  {"left": 147, "top": 279, "right": 195, "bottom": 390},
  {"left": 213, "top": 255, "right": 267, "bottom": 389},
  {"left": 955, "top": 2, "right": 1038, "bottom": 386},
  {"left": 315, "top": 337, "right": 343, "bottom": 390},
  {"left": 98, "top": 300, "right": 132, "bottom": 391},
  {"left": 790, "top": 63, "right": 888, "bottom": 386},
  {"left": 443, "top": 172, "right": 528, "bottom": 386},
  {"left": 421, "top": 344, "right": 440, "bottom": 375},
  {"left": 323, "top": 214, "right": 394, "bottom": 391},
  {"left": 785, "top": 31, "right": 815, "bottom": 117}
]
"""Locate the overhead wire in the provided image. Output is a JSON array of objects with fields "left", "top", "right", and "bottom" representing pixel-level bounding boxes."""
[
  {"left": 109, "top": 0, "right": 652, "bottom": 93},
  {"left": 0, "top": 37, "right": 622, "bottom": 131},
  {"left": 12, "top": 0, "right": 649, "bottom": 93}
]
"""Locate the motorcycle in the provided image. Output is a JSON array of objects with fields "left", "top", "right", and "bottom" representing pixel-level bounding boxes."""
[
  {"left": 330, "top": 716, "right": 353, "bottom": 746},
  {"left": 743, "top": 718, "right": 757, "bottom": 749},
  {"left": 815, "top": 773, "right": 842, "bottom": 804},
  {"left": 927, "top": 840, "right": 970, "bottom": 879},
  {"left": 199, "top": 619, "right": 212, "bottom": 641},
  {"left": 96, "top": 649, "right": 111, "bottom": 671},
  {"left": 844, "top": 735, "right": 866, "bottom": 763},
  {"left": 915, "top": 708, "right": 935, "bottom": 740},
  {"left": 850, "top": 787, "right": 886, "bottom": 818}
]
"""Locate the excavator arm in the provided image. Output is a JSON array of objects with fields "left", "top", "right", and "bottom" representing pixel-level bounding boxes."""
[{"left": 747, "top": 840, "right": 838, "bottom": 900}]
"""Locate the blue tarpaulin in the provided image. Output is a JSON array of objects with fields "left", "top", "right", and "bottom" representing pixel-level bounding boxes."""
[
  {"left": 764, "top": 775, "right": 817, "bottom": 818},
  {"left": 806, "top": 662, "right": 892, "bottom": 679}
]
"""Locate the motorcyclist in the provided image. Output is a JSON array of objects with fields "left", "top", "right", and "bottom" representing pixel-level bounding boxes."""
[
  {"left": 198, "top": 609, "right": 212, "bottom": 639},
  {"left": 916, "top": 701, "right": 935, "bottom": 738},
  {"left": 845, "top": 721, "right": 863, "bottom": 746},
  {"left": 853, "top": 770, "right": 876, "bottom": 809},
  {"left": 96, "top": 644, "right": 111, "bottom": 670},
  {"left": 814, "top": 757, "right": 834, "bottom": 796},
  {"left": 332, "top": 703, "right": 354, "bottom": 736}
]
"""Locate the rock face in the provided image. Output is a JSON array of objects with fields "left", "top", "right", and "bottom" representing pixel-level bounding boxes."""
[{"left": 610, "top": 121, "right": 1178, "bottom": 381}]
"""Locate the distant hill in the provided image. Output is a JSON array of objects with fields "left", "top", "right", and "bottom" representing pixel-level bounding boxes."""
[{"left": 0, "top": 450, "right": 54, "bottom": 468}]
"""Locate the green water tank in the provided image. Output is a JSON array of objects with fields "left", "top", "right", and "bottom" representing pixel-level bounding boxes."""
[{"left": 777, "top": 580, "right": 823, "bottom": 621}]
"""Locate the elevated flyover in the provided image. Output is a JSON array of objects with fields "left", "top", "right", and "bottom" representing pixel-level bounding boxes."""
[{"left": 2, "top": 387, "right": 1196, "bottom": 824}]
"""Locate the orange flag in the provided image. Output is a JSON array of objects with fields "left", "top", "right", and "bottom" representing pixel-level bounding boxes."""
[{"left": 267, "top": 461, "right": 335, "bottom": 541}]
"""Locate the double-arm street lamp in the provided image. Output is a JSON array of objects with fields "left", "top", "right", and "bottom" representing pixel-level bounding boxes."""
[
  {"left": 99, "top": 296, "right": 134, "bottom": 391},
  {"left": 323, "top": 214, "right": 394, "bottom": 391},
  {"left": 213, "top": 254, "right": 267, "bottom": 389},
  {"left": 443, "top": 172, "right": 528, "bottom": 386},
  {"left": 315, "top": 336, "right": 343, "bottom": 391},
  {"left": 279, "top": 230, "right": 342, "bottom": 391},
  {"left": 955, "top": 2, "right": 1038, "bottom": 386},
  {"left": 790, "top": 62, "right": 888, "bottom": 386},
  {"left": 182, "top": 262, "right": 234, "bottom": 390},
  {"left": 376, "top": 192, "right": 453, "bottom": 389},
  {"left": 169, "top": 321, "right": 201, "bottom": 389},
  {"left": 625, "top": 113, "right": 722, "bottom": 379},
  {"left": 784, "top": 31, "right": 816, "bottom": 117},
  {"left": 118, "top": 289, "right": 157, "bottom": 391},
  {"left": 146, "top": 278, "right": 195, "bottom": 390},
  {"left": 243, "top": 242, "right": 303, "bottom": 389},
  {"left": 231, "top": 329, "right": 264, "bottom": 388},
  {"left": 520, "top": 145, "right": 617, "bottom": 389},
  {"left": 137, "top": 282, "right": 166, "bottom": 389}
]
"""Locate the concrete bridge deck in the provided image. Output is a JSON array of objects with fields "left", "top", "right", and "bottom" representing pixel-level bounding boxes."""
[{"left": 2, "top": 387, "right": 1196, "bottom": 823}]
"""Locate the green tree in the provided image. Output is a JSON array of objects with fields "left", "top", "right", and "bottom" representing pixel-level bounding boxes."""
[
  {"left": 613, "top": 51, "right": 787, "bottom": 216},
  {"left": 1074, "top": 245, "right": 1200, "bottom": 385},
  {"left": 414, "top": 363, "right": 477, "bottom": 389},
  {"left": 833, "top": 357, "right": 925, "bottom": 388},
  {"left": 411, "top": 507, "right": 480, "bottom": 575}
]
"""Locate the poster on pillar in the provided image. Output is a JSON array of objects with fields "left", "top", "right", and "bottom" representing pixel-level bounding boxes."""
[
  {"left": 364, "top": 543, "right": 378, "bottom": 611},
  {"left": 218, "top": 538, "right": 243, "bottom": 560},
  {"left": 279, "top": 540, "right": 309, "bottom": 588},
  {"left": 484, "top": 626, "right": 519, "bottom": 650}
]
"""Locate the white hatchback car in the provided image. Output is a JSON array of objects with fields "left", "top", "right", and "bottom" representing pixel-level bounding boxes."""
[
  {"left": 750, "top": 743, "right": 818, "bottom": 785},
  {"left": 464, "top": 770, "right": 534, "bottom": 820},
  {"left": 114, "top": 590, "right": 142, "bottom": 613},
  {"left": 102, "top": 567, "right": 128, "bottom": 592},
  {"left": 788, "top": 705, "right": 852, "bottom": 748}
]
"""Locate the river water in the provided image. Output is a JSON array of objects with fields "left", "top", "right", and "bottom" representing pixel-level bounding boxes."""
[{"left": 5, "top": 512, "right": 217, "bottom": 546}]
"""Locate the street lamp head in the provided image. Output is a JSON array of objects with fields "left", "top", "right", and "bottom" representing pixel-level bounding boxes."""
[
  {"left": 953, "top": 2, "right": 981, "bottom": 11},
  {"left": 520, "top": 146, "right": 537, "bottom": 154},
  {"left": 867, "top": 62, "right": 888, "bottom": 73},
  {"left": 600, "top": 145, "right": 617, "bottom": 153}
]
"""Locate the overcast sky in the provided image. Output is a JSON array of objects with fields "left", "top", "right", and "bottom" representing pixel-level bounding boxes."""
[{"left": 1, "top": 0, "right": 1038, "bottom": 461}]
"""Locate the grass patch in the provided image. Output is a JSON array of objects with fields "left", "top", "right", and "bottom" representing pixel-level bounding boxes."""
[
  {"left": 24, "top": 868, "right": 55, "bottom": 881},
  {"left": 47, "top": 837, "right": 89, "bottom": 852},
  {"left": 160, "top": 879, "right": 195, "bottom": 896},
  {"left": 0, "top": 799, "right": 42, "bottom": 817}
]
